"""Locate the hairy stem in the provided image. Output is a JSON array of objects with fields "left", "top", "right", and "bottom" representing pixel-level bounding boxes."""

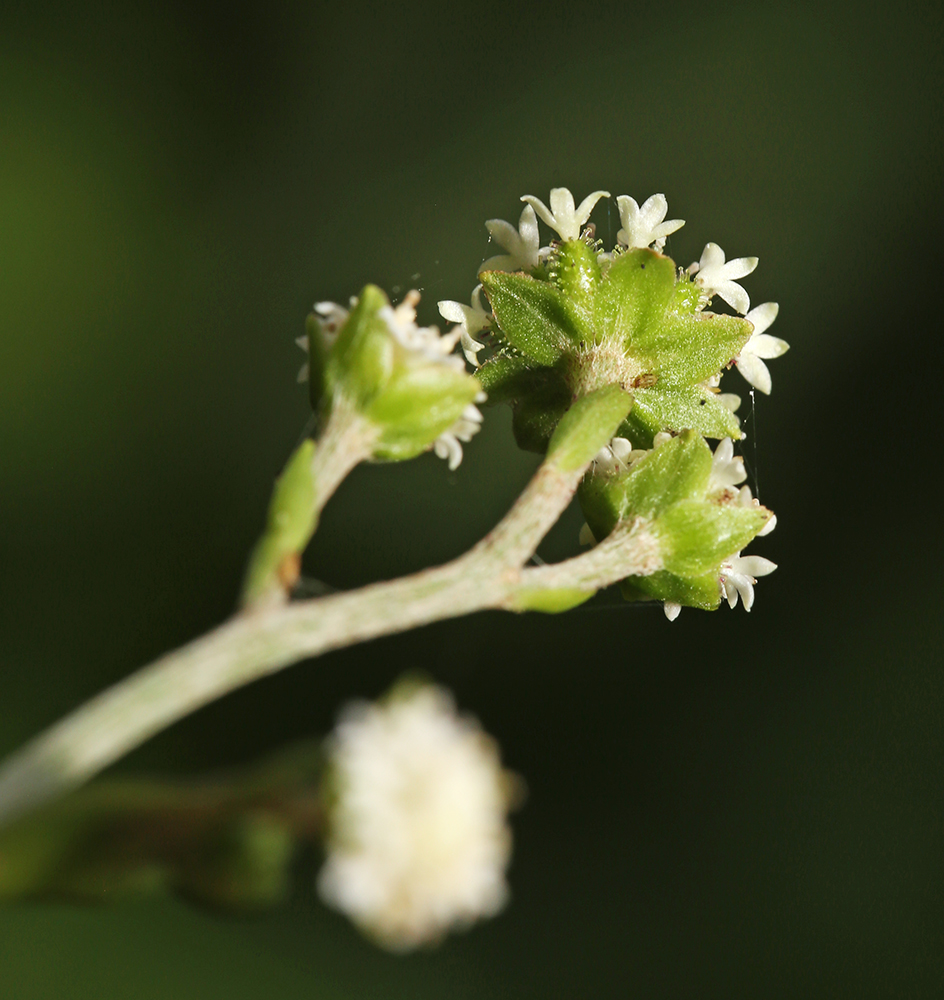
[{"left": 0, "top": 460, "right": 658, "bottom": 828}]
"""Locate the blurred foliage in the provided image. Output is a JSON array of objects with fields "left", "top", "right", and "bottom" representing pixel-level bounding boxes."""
[
  {"left": 1, "top": 0, "right": 943, "bottom": 996},
  {"left": 0, "top": 741, "right": 323, "bottom": 911}
]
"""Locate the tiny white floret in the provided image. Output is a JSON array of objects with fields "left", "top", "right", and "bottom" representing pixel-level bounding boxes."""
[
  {"left": 719, "top": 552, "right": 777, "bottom": 611},
  {"left": 318, "top": 683, "right": 514, "bottom": 951},
  {"left": 480, "top": 204, "right": 543, "bottom": 274},
  {"left": 736, "top": 302, "right": 790, "bottom": 395},
  {"left": 690, "top": 243, "right": 758, "bottom": 315},
  {"left": 708, "top": 437, "right": 747, "bottom": 496},
  {"left": 438, "top": 285, "right": 491, "bottom": 367},
  {"left": 520, "top": 187, "right": 610, "bottom": 243},
  {"left": 616, "top": 194, "right": 684, "bottom": 252}
]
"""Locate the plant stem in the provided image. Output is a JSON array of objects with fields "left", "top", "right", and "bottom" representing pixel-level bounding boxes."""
[{"left": 0, "top": 453, "right": 659, "bottom": 828}]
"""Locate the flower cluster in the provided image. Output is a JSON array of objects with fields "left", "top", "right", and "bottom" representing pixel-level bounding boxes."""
[
  {"left": 439, "top": 186, "right": 788, "bottom": 399},
  {"left": 318, "top": 681, "right": 515, "bottom": 951},
  {"left": 435, "top": 186, "right": 784, "bottom": 616},
  {"left": 298, "top": 287, "right": 484, "bottom": 470}
]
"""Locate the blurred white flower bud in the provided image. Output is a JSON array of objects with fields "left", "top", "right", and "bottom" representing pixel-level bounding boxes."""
[{"left": 318, "top": 682, "right": 516, "bottom": 951}]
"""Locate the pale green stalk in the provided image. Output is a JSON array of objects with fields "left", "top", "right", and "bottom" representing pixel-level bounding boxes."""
[{"left": 0, "top": 454, "right": 658, "bottom": 828}]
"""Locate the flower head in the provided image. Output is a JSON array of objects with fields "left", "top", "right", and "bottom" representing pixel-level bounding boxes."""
[
  {"left": 616, "top": 194, "right": 684, "bottom": 252},
  {"left": 480, "top": 204, "right": 543, "bottom": 274},
  {"left": 438, "top": 285, "right": 491, "bottom": 367},
  {"left": 520, "top": 187, "right": 610, "bottom": 242},
  {"left": 719, "top": 552, "right": 777, "bottom": 611},
  {"left": 318, "top": 682, "right": 514, "bottom": 951},
  {"left": 736, "top": 302, "right": 790, "bottom": 394},
  {"left": 690, "top": 242, "right": 758, "bottom": 315}
]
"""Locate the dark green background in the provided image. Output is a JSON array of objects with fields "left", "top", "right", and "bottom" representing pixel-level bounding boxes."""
[{"left": 2, "top": 0, "right": 943, "bottom": 995}]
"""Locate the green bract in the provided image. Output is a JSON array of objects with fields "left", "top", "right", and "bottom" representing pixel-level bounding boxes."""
[
  {"left": 310, "top": 285, "right": 482, "bottom": 462},
  {"left": 578, "top": 430, "right": 773, "bottom": 610},
  {"left": 479, "top": 241, "right": 751, "bottom": 451}
]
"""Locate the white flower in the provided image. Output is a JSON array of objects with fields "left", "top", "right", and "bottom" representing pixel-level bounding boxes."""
[
  {"left": 719, "top": 552, "right": 777, "bottom": 611},
  {"left": 520, "top": 187, "right": 610, "bottom": 243},
  {"left": 735, "top": 302, "right": 789, "bottom": 395},
  {"left": 479, "top": 204, "right": 542, "bottom": 274},
  {"left": 318, "top": 683, "right": 514, "bottom": 951},
  {"left": 616, "top": 194, "right": 684, "bottom": 252},
  {"left": 380, "top": 290, "right": 464, "bottom": 370},
  {"left": 434, "top": 399, "right": 485, "bottom": 471},
  {"left": 591, "top": 436, "right": 647, "bottom": 475},
  {"left": 690, "top": 243, "right": 758, "bottom": 315},
  {"left": 708, "top": 437, "right": 747, "bottom": 495},
  {"left": 296, "top": 300, "right": 350, "bottom": 382},
  {"left": 438, "top": 285, "right": 491, "bottom": 367}
]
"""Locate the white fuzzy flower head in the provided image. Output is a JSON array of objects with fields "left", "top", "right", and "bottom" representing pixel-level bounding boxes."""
[
  {"left": 438, "top": 285, "right": 491, "bottom": 367},
  {"left": 736, "top": 302, "right": 790, "bottom": 395},
  {"left": 318, "top": 682, "right": 514, "bottom": 951},
  {"left": 520, "top": 187, "right": 610, "bottom": 243},
  {"left": 616, "top": 194, "right": 685, "bottom": 252},
  {"left": 480, "top": 204, "right": 542, "bottom": 274},
  {"left": 690, "top": 243, "right": 758, "bottom": 315},
  {"left": 719, "top": 552, "right": 777, "bottom": 611}
]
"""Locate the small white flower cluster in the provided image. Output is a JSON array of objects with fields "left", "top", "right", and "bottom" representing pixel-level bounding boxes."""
[
  {"left": 664, "top": 437, "right": 777, "bottom": 621},
  {"left": 440, "top": 186, "right": 790, "bottom": 394},
  {"left": 297, "top": 291, "right": 484, "bottom": 470},
  {"left": 318, "top": 683, "right": 514, "bottom": 951}
]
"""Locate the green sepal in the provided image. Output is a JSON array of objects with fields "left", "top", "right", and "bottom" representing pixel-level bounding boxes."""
[
  {"left": 595, "top": 251, "right": 751, "bottom": 383},
  {"left": 241, "top": 439, "right": 317, "bottom": 606},
  {"left": 659, "top": 500, "right": 770, "bottom": 576},
  {"left": 369, "top": 364, "right": 482, "bottom": 462},
  {"left": 579, "top": 429, "right": 711, "bottom": 538},
  {"left": 325, "top": 284, "right": 396, "bottom": 409},
  {"left": 475, "top": 354, "right": 550, "bottom": 404},
  {"left": 480, "top": 271, "right": 582, "bottom": 365},
  {"left": 593, "top": 248, "right": 677, "bottom": 350},
  {"left": 509, "top": 377, "right": 573, "bottom": 454},
  {"left": 546, "top": 383, "right": 634, "bottom": 473},
  {"left": 620, "top": 384, "right": 742, "bottom": 448},
  {"left": 305, "top": 312, "right": 331, "bottom": 411},
  {"left": 508, "top": 586, "right": 596, "bottom": 614},
  {"left": 620, "top": 568, "right": 723, "bottom": 611}
]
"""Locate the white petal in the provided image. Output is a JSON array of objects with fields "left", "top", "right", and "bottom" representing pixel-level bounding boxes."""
[
  {"left": 573, "top": 189, "right": 610, "bottom": 227},
  {"left": 437, "top": 300, "right": 466, "bottom": 324},
  {"left": 735, "top": 352, "right": 772, "bottom": 394},
  {"left": 721, "top": 256, "right": 759, "bottom": 281},
  {"left": 737, "top": 555, "right": 777, "bottom": 577},
  {"left": 757, "top": 513, "right": 777, "bottom": 536},
  {"left": 663, "top": 601, "right": 682, "bottom": 621},
  {"left": 716, "top": 279, "right": 751, "bottom": 316},
  {"left": 484, "top": 217, "right": 519, "bottom": 249},
  {"left": 750, "top": 333, "right": 790, "bottom": 360},
  {"left": 578, "top": 523, "right": 596, "bottom": 546},
  {"left": 745, "top": 301, "right": 779, "bottom": 336},
  {"left": 519, "top": 194, "right": 557, "bottom": 232}
]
